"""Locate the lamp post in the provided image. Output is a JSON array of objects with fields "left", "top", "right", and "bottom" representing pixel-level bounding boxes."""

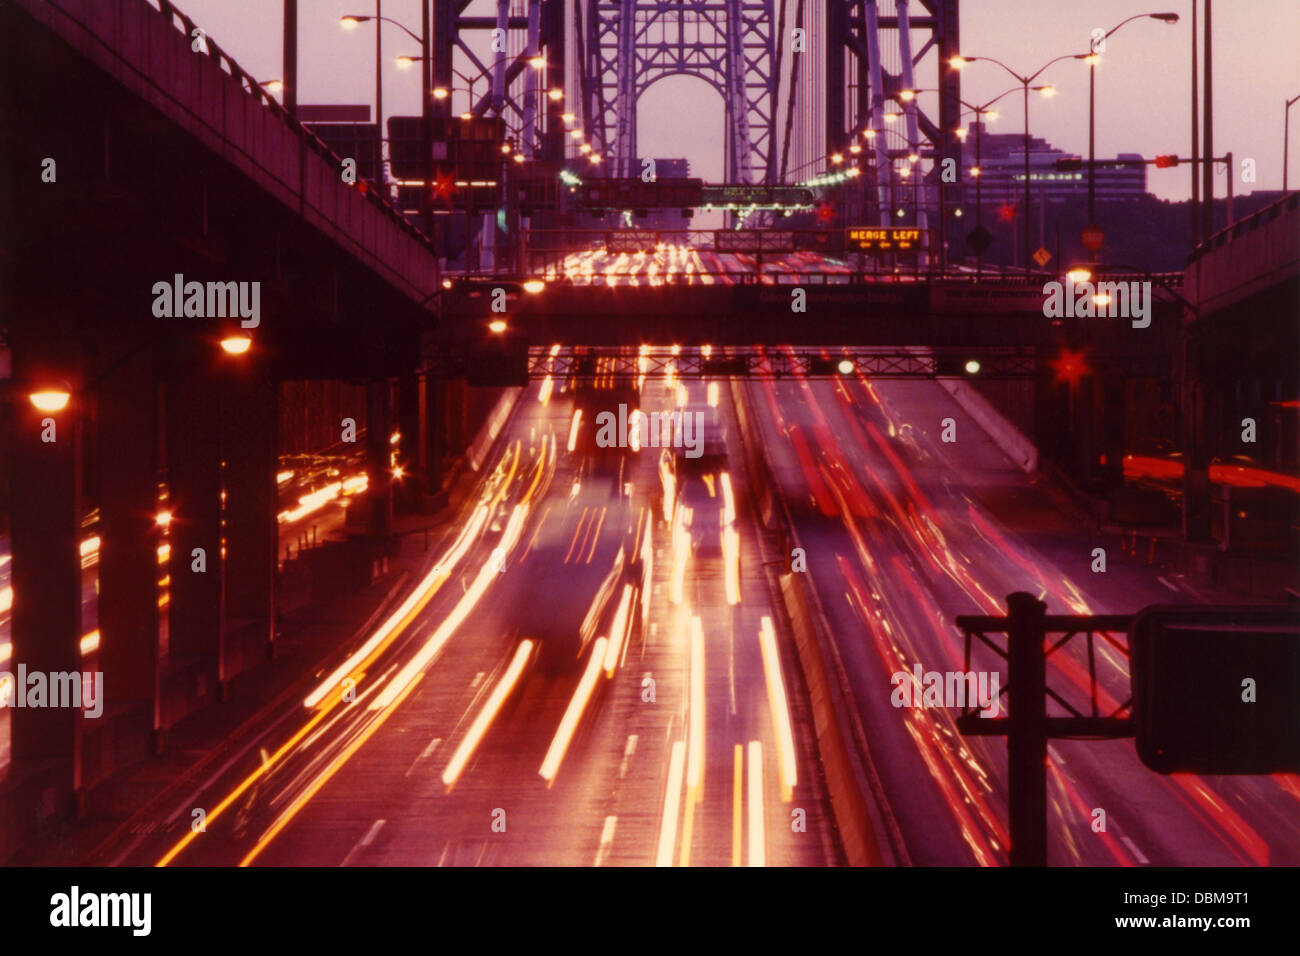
[
  {"left": 1285, "top": 93, "right": 1300, "bottom": 192},
  {"left": 1084, "top": 13, "right": 1180, "bottom": 260},
  {"left": 902, "top": 86, "right": 1032, "bottom": 276},
  {"left": 952, "top": 52, "right": 1086, "bottom": 276},
  {"left": 342, "top": 10, "right": 429, "bottom": 227}
]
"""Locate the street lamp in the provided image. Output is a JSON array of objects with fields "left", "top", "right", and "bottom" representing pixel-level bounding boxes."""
[
  {"left": 1084, "top": 13, "right": 1180, "bottom": 259},
  {"left": 342, "top": 11, "right": 430, "bottom": 193},
  {"left": 953, "top": 52, "right": 1088, "bottom": 276},
  {"left": 926, "top": 85, "right": 1045, "bottom": 277},
  {"left": 220, "top": 334, "right": 253, "bottom": 356},
  {"left": 1285, "top": 93, "right": 1300, "bottom": 192},
  {"left": 29, "top": 389, "right": 72, "bottom": 413}
]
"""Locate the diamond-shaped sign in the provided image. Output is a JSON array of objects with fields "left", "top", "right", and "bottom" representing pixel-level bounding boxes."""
[
  {"left": 1032, "top": 246, "right": 1052, "bottom": 267},
  {"left": 965, "top": 224, "right": 993, "bottom": 255}
]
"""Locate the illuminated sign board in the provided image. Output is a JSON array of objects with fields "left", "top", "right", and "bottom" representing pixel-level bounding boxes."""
[{"left": 846, "top": 226, "right": 922, "bottom": 252}]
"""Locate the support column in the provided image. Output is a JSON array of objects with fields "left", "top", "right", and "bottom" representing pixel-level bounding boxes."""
[
  {"left": 1181, "top": 327, "right": 1213, "bottom": 542},
  {"left": 366, "top": 378, "right": 393, "bottom": 536},
  {"left": 419, "top": 373, "right": 448, "bottom": 506},
  {"left": 1005, "top": 592, "right": 1047, "bottom": 867},
  {"left": 166, "top": 356, "right": 224, "bottom": 695},
  {"left": 222, "top": 356, "right": 277, "bottom": 665},
  {"left": 396, "top": 372, "right": 423, "bottom": 510},
  {"left": 8, "top": 352, "right": 83, "bottom": 812},
  {"left": 97, "top": 350, "right": 161, "bottom": 752}
]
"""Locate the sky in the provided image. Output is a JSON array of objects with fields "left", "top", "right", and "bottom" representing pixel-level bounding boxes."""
[{"left": 168, "top": 0, "right": 1299, "bottom": 201}]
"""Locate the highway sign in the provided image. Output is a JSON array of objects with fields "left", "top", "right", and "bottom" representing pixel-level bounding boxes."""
[
  {"left": 605, "top": 231, "right": 660, "bottom": 253},
  {"left": 581, "top": 178, "right": 704, "bottom": 210},
  {"left": 700, "top": 185, "right": 815, "bottom": 207},
  {"left": 846, "top": 226, "right": 922, "bottom": 252},
  {"left": 1132, "top": 604, "right": 1300, "bottom": 773},
  {"left": 965, "top": 224, "right": 993, "bottom": 254},
  {"left": 714, "top": 230, "right": 795, "bottom": 253},
  {"left": 1032, "top": 246, "right": 1052, "bottom": 267}
]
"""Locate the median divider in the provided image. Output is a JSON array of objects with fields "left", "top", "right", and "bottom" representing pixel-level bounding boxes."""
[
  {"left": 937, "top": 377, "right": 1038, "bottom": 474},
  {"left": 729, "top": 378, "right": 909, "bottom": 866}
]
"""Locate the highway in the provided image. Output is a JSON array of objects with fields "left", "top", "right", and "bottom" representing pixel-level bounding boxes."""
[
  {"left": 8, "top": 356, "right": 1299, "bottom": 866},
  {"left": 742, "top": 348, "right": 1300, "bottom": 865},
  {"left": 115, "top": 370, "right": 839, "bottom": 867}
]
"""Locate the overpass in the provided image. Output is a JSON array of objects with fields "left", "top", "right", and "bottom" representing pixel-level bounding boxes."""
[
  {"left": 1, "top": 0, "right": 1298, "bottom": 873},
  {"left": 0, "top": 0, "right": 457, "bottom": 823}
]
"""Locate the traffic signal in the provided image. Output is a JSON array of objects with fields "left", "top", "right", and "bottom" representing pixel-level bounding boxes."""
[
  {"left": 1153, "top": 154, "right": 1179, "bottom": 168},
  {"left": 1132, "top": 605, "right": 1300, "bottom": 773},
  {"left": 934, "top": 355, "right": 982, "bottom": 377}
]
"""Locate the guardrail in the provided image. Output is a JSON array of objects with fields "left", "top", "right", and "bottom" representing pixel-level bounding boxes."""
[
  {"left": 18, "top": 0, "right": 440, "bottom": 306},
  {"left": 1187, "top": 191, "right": 1300, "bottom": 265}
]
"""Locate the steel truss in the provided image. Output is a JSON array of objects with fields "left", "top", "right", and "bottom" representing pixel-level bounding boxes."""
[
  {"left": 589, "top": 0, "right": 776, "bottom": 182},
  {"left": 435, "top": 0, "right": 566, "bottom": 163},
  {"left": 520, "top": 346, "right": 1036, "bottom": 378},
  {"left": 793, "top": 0, "right": 960, "bottom": 234}
]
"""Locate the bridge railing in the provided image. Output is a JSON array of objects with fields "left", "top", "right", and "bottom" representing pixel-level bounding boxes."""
[
  {"left": 136, "top": 0, "right": 433, "bottom": 251},
  {"left": 21, "top": 0, "right": 440, "bottom": 303},
  {"left": 1186, "top": 191, "right": 1300, "bottom": 265}
]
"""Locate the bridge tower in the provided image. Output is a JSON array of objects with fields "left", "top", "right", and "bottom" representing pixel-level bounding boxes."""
[
  {"left": 782, "top": 0, "right": 960, "bottom": 234},
  {"left": 588, "top": 0, "right": 777, "bottom": 183}
]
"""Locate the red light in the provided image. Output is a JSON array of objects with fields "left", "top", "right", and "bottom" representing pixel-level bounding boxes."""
[
  {"left": 1153, "top": 154, "right": 1178, "bottom": 168},
  {"left": 1099, "top": 454, "right": 1107, "bottom": 466},
  {"left": 1051, "top": 348, "right": 1090, "bottom": 387}
]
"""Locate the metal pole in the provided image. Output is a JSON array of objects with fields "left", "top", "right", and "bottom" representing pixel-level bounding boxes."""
[
  {"left": 1023, "top": 82, "right": 1031, "bottom": 277},
  {"left": 1191, "top": 0, "right": 1199, "bottom": 245},
  {"left": 976, "top": 116, "right": 983, "bottom": 278},
  {"left": 1284, "top": 95, "right": 1299, "bottom": 192},
  {"left": 1201, "top": 0, "right": 1213, "bottom": 242},
  {"left": 375, "top": 0, "right": 383, "bottom": 191},
  {"left": 1005, "top": 591, "right": 1048, "bottom": 867},
  {"left": 1088, "top": 61, "right": 1096, "bottom": 262},
  {"left": 421, "top": 0, "right": 434, "bottom": 239},
  {"left": 283, "top": 0, "right": 297, "bottom": 120},
  {"left": 1225, "top": 150, "right": 1233, "bottom": 227}
]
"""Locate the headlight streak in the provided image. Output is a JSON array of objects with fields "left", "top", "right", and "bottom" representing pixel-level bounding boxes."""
[
  {"left": 539, "top": 637, "right": 608, "bottom": 784},
  {"left": 238, "top": 673, "right": 425, "bottom": 867},
  {"left": 655, "top": 740, "right": 688, "bottom": 866},
  {"left": 747, "top": 740, "right": 766, "bottom": 866},
  {"left": 602, "top": 584, "right": 634, "bottom": 676},
  {"left": 369, "top": 502, "right": 531, "bottom": 711},
  {"left": 302, "top": 501, "right": 491, "bottom": 709},
  {"left": 758, "top": 616, "right": 798, "bottom": 800},
  {"left": 443, "top": 640, "right": 534, "bottom": 789}
]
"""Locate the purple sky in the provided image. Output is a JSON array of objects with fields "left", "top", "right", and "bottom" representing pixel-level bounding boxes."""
[{"left": 173, "top": 0, "right": 1298, "bottom": 201}]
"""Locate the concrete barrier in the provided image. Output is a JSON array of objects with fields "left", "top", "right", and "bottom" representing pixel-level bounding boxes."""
[
  {"left": 467, "top": 386, "right": 524, "bottom": 472},
  {"left": 729, "top": 379, "right": 907, "bottom": 866},
  {"left": 938, "top": 378, "right": 1038, "bottom": 473}
]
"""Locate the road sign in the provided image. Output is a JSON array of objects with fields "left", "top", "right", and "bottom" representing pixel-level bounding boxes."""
[
  {"left": 1032, "top": 246, "right": 1052, "bottom": 267},
  {"left": 1081, "top": 223, "right": 1105, "bottom": 252},
  {"left": 1132, "top": 604, "right": 1300, "bottom": 773},
  {"left": 582, "top": 178, "right": 704, "bottom": 210},
  {"left": 846, "top": 226, "right": 922, "bottom": 252},
  {"left": 965, "top": 224, "right": 993, "bottom": 255},
  {"left": 700, "top": 185, "right": 815, "bottom": 208},
  {"left": 714, "top": 230, "right": 795, "bottom": 253},
  {"left": 605, "top": 231, "right": 659, "bottom": 253}
]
